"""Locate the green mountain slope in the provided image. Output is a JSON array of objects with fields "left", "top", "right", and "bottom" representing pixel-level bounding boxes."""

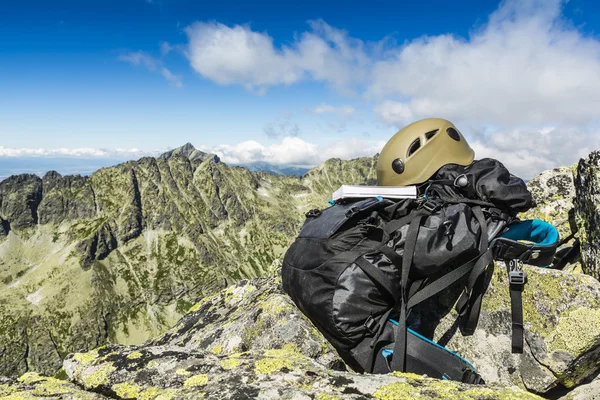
[{"left": 0, "top": 143, "right": 378, "bottom": 376}]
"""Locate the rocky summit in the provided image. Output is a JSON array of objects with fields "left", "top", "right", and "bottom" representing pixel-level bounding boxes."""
[{"left": 1, "top": 146, "right": 600, "bottom": 399}]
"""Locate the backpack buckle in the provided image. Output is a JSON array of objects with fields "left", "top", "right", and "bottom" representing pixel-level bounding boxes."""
[
  {"left": 305, "top": 209, "right": 322, "bottom": 218},
  {"left": 364, "top": 315, "right": 378, "bottom": 335},
  {"left": 345, "top": 206, "right": 360, "bottom": 218},
  {"left": 421, "top": 200, "right": 440, "bottom": 213},
  {"left": 508, "top": 259, "right": 527, "bottom": 286},
  {"left": 509, "top": 270, "right": 527, "bottom": 285}
]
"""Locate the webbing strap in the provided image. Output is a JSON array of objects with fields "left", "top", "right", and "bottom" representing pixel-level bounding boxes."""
[
  {"left": 455, "top": 250, "right": 494, "bottom": 335},
  {"left": 510, "top": 282, "right": 525, "bottom": 353},
  {"left": 406, "top": 256, "right": 480, "bottom": 309},
  {"left": 455, "top": 207, "right": 494, "bottom": 335},
  {"left": 384, "top": 208, "right": 430, "bottom": 236},
  {"left": 390, "top": 216, "right": 423, "bottom": 371},
  {"left": 379, "top": 245, "right": 403, "bottom": 271},
  {"left": 355, "top": 257, "right": 400, "bottom": 304}
]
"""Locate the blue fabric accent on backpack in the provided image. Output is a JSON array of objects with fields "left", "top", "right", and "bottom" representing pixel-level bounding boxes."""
[
  {"left": 382, "top": 349, "right": 393, "bottom": 358},
  {"left": 328, "top": 200, "right": 336, "bottom": 206},
  {"left": 500, "top": 220, "right": 559, "bottom": 246},
  {"left": 387, "top": 319, "right": 477, "bottom": 372}
]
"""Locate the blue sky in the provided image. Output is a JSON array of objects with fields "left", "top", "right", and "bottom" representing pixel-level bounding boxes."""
[{"left": 2, "top": 0, "right": 600, "bottom": 179}]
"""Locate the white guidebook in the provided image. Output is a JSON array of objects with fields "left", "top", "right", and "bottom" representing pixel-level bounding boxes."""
[{"left": 332, "top": 185, "right": 417, "bottom": 201}]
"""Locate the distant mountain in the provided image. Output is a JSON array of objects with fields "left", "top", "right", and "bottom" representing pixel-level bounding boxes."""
[
  {"left": 0, "top": 143, "right": 378, "bottom": 377},
  {"left": 237, "top": 162, "right": 310, "bottom": 176}
]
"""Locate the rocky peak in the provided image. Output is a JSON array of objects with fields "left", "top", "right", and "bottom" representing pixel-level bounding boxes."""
[{"left": 158, "top": 142, "right": 220, "bottom": 163}]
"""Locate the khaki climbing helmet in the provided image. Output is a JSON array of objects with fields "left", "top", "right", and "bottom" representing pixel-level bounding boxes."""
[{"left": 377, "top": 118, "right": 475, "bottom": 186}]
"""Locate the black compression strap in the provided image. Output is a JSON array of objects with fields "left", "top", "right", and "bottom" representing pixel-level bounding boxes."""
[
  {"left": 390, "top": 216, "right": 423, "bottom": 372},
  {"left": 384, "top": 208, "right": 430, "bottom": 236},
  {"left": 510, "top": 282, "right": 525, "bottom": 353},
  {"left": 380, "top": 245, "right": 403, "bottom": 270},
  {"left": 456, "top": 250, "right": 494, "bottom": 335},
  {"left": 406, "top": 256, "right": 478, "bottom": 309},
  {"left": 456, "top": 206, "right": 494, "bottom": 335},
  {"left": 355, "top": 257, "right": 400, "bottom": 304}
]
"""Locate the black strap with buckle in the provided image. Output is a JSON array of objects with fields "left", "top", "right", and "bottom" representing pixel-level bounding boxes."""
[{"left": 507, "top": 259, "right": 527, "bottom": 353}]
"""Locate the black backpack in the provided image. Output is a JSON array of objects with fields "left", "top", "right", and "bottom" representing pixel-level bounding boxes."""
[{"left": 282, "top": 159, "right": 559, "bottom": 384}]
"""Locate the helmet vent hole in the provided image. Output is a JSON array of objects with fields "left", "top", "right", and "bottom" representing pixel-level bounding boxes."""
[
  {"left": 425, "top": 129, "right": 439, "bottom": 141},
  {"left": 447, "top": 127, "right": 461, "bottom": 141},
  {"left": 407, "top": 138, "right": 421, "bottom": 157}
]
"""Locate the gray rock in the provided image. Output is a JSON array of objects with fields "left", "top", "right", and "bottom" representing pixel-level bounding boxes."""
[
  {"left": 574, "top": 151, "right": 600, "bottom": 280},
  {"left": 61, "top": 277, "right": 542, "bottom": 400},
  {"left": 0, "top": 174, "right": 43, "bottom": 230},
  {"left": 560, "top": 375, "right": 600, "bottom": 400},
  {"left": 422, "top": 265, "right": 600, "bottom": 395}
]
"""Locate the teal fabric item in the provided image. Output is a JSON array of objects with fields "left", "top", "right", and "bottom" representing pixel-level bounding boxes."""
[
  {"left": 500, "top": 219, "right": 559, "bottom": 246},
  {"left": 386, "top": 319, "right": 477, "bottom": 372}
]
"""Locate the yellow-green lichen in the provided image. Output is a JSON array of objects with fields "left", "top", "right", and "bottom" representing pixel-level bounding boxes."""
[
  {"left": 81, "top": 362, "right": 117, "bottom": 388},
  {"left": 373, "top": 372, "right": 542, "bottom": 400},
  {"left": 255, "top": 357, "right": 292, "bottom": 374},
  {"left": 17, "top": 372, "right": 44, "bottom": 385},
  {"left": 183, "top": 374, "right": 209, "bottom": 388},
  {"left": 547, "top": 307, "right": 600, "bottom": 354},
  {"left": 140, "top": 387, "right": 181, "bottom": 400},
  {"left": 147, "top": 360, "right": 160, "bottom": 369},
  {"left": 73, "top": 349, "right": 99, "bottom": 365},
  {"left": 127, "top": 351, "right": 143, "bottom": 359},
  {"left": 316, "top": 394, "right": 341, "bottom": 400},
  {"left": 176, "top": 368, "right": 191, "bottom": 376},
  {"left": 209, "top": 344, "right": 223, "bottom": 354},
  {"left": 0, "top": 384, "right": 16, "bottom": 397},
  {"left": 220, "top": 358, "right": 241, "bottom": 370},
  {"left": 188, "top": 294, "right": 217, "bottom": 313},
  {"left": 113, "top": 382, "right": 143, "bottom": 399}
]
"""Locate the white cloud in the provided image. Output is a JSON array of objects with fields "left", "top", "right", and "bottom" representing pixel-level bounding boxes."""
[
  {"left": 263, "top": 114, "right": 300, "bottom": 139},
  {"left": 369, "top": 0, "right": 600, "bottom": 127},
  {"left": 313, "top": 104, "right": 355, "bottom": 116},
  {"left": 118, "top": 51, "right": 183, "bottom": 88},
  {"left": 470, "top": 126, "right": 600, "bottom": 179},
  {"left": 202, "top": 136, "right": 383, "bottom": 167},
  {"left": 184, "top": 20, "right": 368, "bottom": 93},
  {"left": 182, "top": 0, "right": 600, "bottom": 129},
  {"left": 0, "top": 146, "right": 162, "bottom": 158},
  {"left": 160, "top": 41, "right": 173, "bottom": 56}
]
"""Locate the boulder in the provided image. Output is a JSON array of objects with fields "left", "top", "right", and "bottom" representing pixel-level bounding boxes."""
[
  {"left": 559, "top": 375, "right": 600, "bottom": 400},
  {"left": 419, "top": 265, "right": 600, "bottom": 395},
  {"left": 63, "top": 347, "right": 541, "bottom": 400},
  {"left": 62, "top": 277, "right": 541, "bottom": 400},
  {"left": 574, "top": 150, "right": 600, "bottom": 280}
]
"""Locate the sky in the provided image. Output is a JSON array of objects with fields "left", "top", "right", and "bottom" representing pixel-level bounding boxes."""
[{"left": 2, "top": 0, "right": 600, "bottom": 179}]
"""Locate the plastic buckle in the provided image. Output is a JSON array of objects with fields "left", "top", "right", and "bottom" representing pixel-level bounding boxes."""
[
  {"left": 508, "top": 259, "right": 527, "bottom": 285},
  {"left": 421, "top": 200, "right": 439, "bottom": 213},
  {"left": 509, "top": 270, "right": 527, "bottom": 285},
  {"left": 305, "top": 209, "right": 322, "bottom": 218},
  {"left": 364, "top": 315, "right": 378, "bottom": 335},
  {"left": 345, "top": 206, "right": 360, "bottom": 218}
]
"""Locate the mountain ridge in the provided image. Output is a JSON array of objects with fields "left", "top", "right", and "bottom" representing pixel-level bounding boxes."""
[{"left": 0, "top": 142, "right": 379, "bottom": 377}]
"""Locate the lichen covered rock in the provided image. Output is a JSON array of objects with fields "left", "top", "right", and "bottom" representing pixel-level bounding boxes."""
[
  {"left": 522, "top": 166, "right": 575, "bottom": 240},
  {"left": 151, "top": 276, "right": 343, "bottom": 369},
  {"left": 0, "top": 372, "right": 108, "bottom": 399},
  {"left": 420, "top": 265, "right": 600, "bottom": 394},
  {"left": 63, "top": 336, "right": 541, "bottom": 399},
  {"left": 559, "top": 375, "right": 600, "bottom": 400},
  {"left": 574, "top": 150, "right": 600, "bottom": 280}
]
